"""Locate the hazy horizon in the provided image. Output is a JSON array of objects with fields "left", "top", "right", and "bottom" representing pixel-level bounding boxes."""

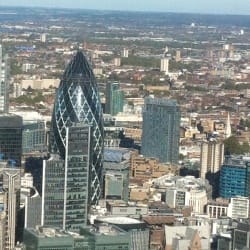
[{"left": 0, "top": 0, "right": 250, "bottom": 15}]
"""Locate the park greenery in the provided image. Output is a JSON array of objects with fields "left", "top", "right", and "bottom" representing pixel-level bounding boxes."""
[
  {"left": 10, "top": 61, "right": 22, "bottom": 75},
  {"left": 12, "top": 92, "right": 45, "bottom": 105},
  {"left": 121, "top": 56, "right": 160, "bottom": 68},
  {"left": 121, "top": 56, "right": 201, "bottom": 73},
  {"left": 224, "top": 136, "right": 250, "bottom": 155},
  {"left": 239, "top": 118, "right": 250, "bottom": 129},
  {"left": 222, "top": 79, "right": 250, "bottom": 90}
]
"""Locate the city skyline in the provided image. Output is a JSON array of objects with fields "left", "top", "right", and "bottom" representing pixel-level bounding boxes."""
[{"left": 0, "top": 0, "right": 250, "bottom": 15}]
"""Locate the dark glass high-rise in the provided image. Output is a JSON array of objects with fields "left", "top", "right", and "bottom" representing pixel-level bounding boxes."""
[
  {"left": 50, "top": 51, "right": 104, "bottom": 204},
  {"left": 141, "top": 97, "right": 180, "bottom": 164}
]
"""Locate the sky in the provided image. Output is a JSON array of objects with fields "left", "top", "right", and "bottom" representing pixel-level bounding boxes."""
[{"left": 0, "top": 0, "right": 250, "bottom": 15}]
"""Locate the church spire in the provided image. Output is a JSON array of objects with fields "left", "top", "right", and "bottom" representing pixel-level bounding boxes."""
[{"left": 225, "top": 112, "right": 232, "bottom": 138}]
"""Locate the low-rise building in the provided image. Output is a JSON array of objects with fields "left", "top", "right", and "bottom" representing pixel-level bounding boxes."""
[
  {"left": 206, "top": 198, "right": 229, "bottom": 219},
  {"left": 103, "top": 148, "right": 130, "bottom": 201},
  {"left": 24, "top": 225, "right": 130, "bottom": 250},
  {"left": 228, "top": 196, "right": 249, "bottom": 219},
  {"left": 130, "top": 152, "right": 180, "bottom": 182},
  {"left": 95, "top": 216, "right": 149, "bottom": 250},
  {"left": 232, "top": 220, "right": 250, "bottom": 250},
  {"left": 154, "top": 175, "right": 210, "bottom": 213},
  {"left": 106, "top": 200, "right": 148, "bottom": 219},
  {"left": 165, "top": 221, "right": 210, "bottom": 250},
  {"left": 21, "top": 78, "right": 60, "bottom": 89}
]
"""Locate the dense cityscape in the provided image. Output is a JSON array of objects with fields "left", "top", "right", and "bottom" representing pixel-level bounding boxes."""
[{"left": 0, "top": 5, "right": 249, "bottom": 250}]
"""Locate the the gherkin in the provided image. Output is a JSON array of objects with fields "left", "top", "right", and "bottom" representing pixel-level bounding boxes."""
[{"left": 50, "top": 51, "right": 104, "bottom": 204}]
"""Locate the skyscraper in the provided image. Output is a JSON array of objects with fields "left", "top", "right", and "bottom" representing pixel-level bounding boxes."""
[
  {"left": 1, "top": 165, "right": 21, "bottom": 250},
  {"left": 246, "top": 162, "right": 250, "bottom": 198},
  {"left": 0, "top": 44, "right": 9, "bottom": 113},
  {"left": 200, "top": 141, "right": 224, "bottom": 179},
  {"left": 22, "top": 121, "right": 47, "bottom": 154},
  {"left": 24, "top": 190, "right": 42, "bottom": 229},
  {"left": 141, "top": 97, "right": 180, "bottom": 163},
  {"left": 50, "top": 51, "right": 104, "bottom": 204},
  {"left": 63, "top": 123, "right": 92, "bottom": 231},
  {"left": 219, "top": 156, "right": 248, "bottom": 199},
  {"left": 42, "top": 157, "right": 65, "bottom": 228},
  {"left": 0, "top": 114, "right": 23, "bottom": 167},
  {"left": 43, "top": 123, "right": 92, "bottom": 231},
  {"left": 200, "top": 140, "right": 224, "bottom": 198},
  {"left": 105, "top": 81, "right": 124, "bottom": 116}
]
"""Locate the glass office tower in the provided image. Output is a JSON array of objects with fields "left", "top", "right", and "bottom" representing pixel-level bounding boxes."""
[
  {"left": 0, "top": 114, "right": 23, "bottom": 167},
  {"left": 219, "top": 156, "right": 247, "bottom": 199},
  {"left": 43, "top": 123, "right": 92, "bottom": 231},
  {"left": 141, "top": 97, "right": 180, "bottom": 163},
  {"left": 105, "top": 81, "right": 124, "bottom": 116},
  {"left": 50, "top": 51, "right": 104, "bottom": 204},
  {"left": 22, "top": 121, "right": 47, "bottom": 154}
]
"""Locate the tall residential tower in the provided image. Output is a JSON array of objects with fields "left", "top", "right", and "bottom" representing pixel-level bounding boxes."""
[
  {"left": 200, "top": 140, "right": 224, "bottom": 198},
  {"left": 141, "top": 97, "right": 180, "bottom": 163},
  {"left": 200, "top": 141, "right": 224, "bottom": 179}
]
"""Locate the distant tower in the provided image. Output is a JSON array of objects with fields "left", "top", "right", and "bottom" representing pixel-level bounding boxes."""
[
  {"left": 175, "top": 50, "right": 181, "bottom": 62},
  {"left": 0, "top": 44, "right": 10, "bottom": 113},
  {"left": 113, "top": 57, "right": 121, "bottom": 67},
  {"left": 105, "top": 82, "right": 124, "bottom": 116},
  {"left": 164, "top": 46, "right": 169, "bottom": 56},
  {"left": 229, "top": 48, "right": 234, "bottom": 58},
  {"left": 141, "top": 97, "right": 180, "bottom": 163},
  {"left": 12, "top": 82, "right": 22, "bottom": 98},
  {"left": 121, "top": 48, "right": 129, "bottom": 58},
  {"left": 83, "top": 41, "right": 88, "bottom": 50},
  {"left": 40, "top": 33, "right": 46, "bottom": 43},
  {"left": 160, "top": 58, "right": 169, "bottom": 74},
  {"left": 225, "top": 112, "right": 232, "bottom": 138},
  {"left": 2, "top": 166, "right": 21, "bottom": 250},
  {"left": 207, "top": 49, "right": 214, "bottom": 61}
]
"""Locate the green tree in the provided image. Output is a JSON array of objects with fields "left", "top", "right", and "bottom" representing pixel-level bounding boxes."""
[
  {"left": 224, "top": 136, "right": 250, "bottom": 154},
  {"left": 33, "top": 93, "right": 45, "bottom": 103},
  {"left": 10, "top": 61, "right": 22, "bottom": 75},
  {"left": 121, "top": 56, "right": 160, "bottom": 68},
  {"left": 241, "top": 142, "right": 250, "bottom": 153},
  {"left": 224, "top": 136, "right": 241, "bottom": 155}
]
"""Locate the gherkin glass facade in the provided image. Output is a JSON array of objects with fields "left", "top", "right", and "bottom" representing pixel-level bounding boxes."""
[{"left": 50, "top": 51, "right": 104, "bottom": 204}]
